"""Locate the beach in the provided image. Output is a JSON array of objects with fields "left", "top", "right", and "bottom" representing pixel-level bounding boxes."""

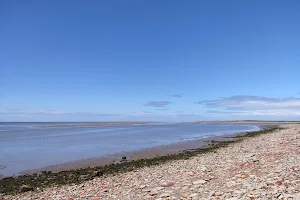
[
  {"left": 1, "top": 124, "right": 300, "bottom": 199},
  {"left": 0, "top": 122, "right": 259, "bottom": 177}
]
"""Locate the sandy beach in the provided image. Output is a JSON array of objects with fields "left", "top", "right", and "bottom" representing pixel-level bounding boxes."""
[{"left": 1, "top": 124, "right": 299, "bottom": 199}]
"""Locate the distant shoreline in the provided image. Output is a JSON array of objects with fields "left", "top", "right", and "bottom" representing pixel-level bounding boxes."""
[
  {"left": 195, "top": 120, "right": 300, "bottom": 124},
  {"left": 1, "top": 120, "right": 299, "bottom": 123}
]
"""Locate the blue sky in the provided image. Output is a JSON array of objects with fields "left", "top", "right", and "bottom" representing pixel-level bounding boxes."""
[{"left": 1, "top": 0, "right": 300, "bottom": 122}]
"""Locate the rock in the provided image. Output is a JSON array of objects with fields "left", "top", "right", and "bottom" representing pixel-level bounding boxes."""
[
  {"left": 209, "top": 191, "right": 215, "bottom": 197},
  {"left": 149, "top": 190, "right": 159, "bottom": 196},
  {"left": 100, "top": 188, "right": 108, "bottom": 192},
  {"left": 215, "top": 191, "right": 222, "bottom": 196},
  {"left": 145, "top": 195, "right": 154, "bottom": 199},
  {"left": 182, "top": 192, "right": 190, "bottom": 197},
  {"left": 159, "top": 193, "right": 170, "bottom": 198},
  {"left": 245, "top": 153, "right": 256, "bottom": 158},
  {"left": 161, "top": 182, "right": 174, "bottom": 187},
  {"left": 20, "top": 185, "right": 34, "bottom": 192},
  {"left": 154, "top": 187, "right": 165, "bottom": 191},
  {"left": 92, "top": 170, "right": 103, "bottom": 177},
  {"left": 142, "top": 188, "right": 151, "bottom": 192},
  {"left": 276, "top": 194, "right": 284, "bottom": 199},
  {"left": 247, "top": 194, "right": 255, "bottom": 198},
  {"left": 187, "top": 171, "right": 195, "bottom": 176},
  {"left": 139, "top": 185, "right": 147, "bottom": 189},
  {"left": 234, "top": 190, "right": 243, "bottom": 195},
  {"left": 192, "top": 180, "right": 206, "bottom": 185},
  {"left": 188, "top": 193, "right": 199, "bottom": 198},
  {"left": 227, "top": 181, "right": 237, "bottom": 187}
]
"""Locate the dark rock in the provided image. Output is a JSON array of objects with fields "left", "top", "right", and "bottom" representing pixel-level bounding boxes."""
[
  {"left": 20, "top": 185, "right": 34, "bottom": 192},
  {"left": 122, "top": 156, "right": 127, "bottom": 160},
  {"left": 92, "top": 170, "right": 103, "bottom": 177}
]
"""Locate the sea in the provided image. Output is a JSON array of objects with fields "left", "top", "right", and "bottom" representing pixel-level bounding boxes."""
[{"left": 0, "top": 122, "right": 260, "bottom": 177}]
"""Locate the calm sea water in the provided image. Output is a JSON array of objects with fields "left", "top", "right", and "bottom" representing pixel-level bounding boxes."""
[{"left": 0, "top": 122, "right": 259, "bottom": 176}]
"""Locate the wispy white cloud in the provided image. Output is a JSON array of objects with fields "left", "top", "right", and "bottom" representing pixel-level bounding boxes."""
[
  {"left": 176, "top": 113, "right": 200, "bottom": 117},
  {"left": 0, "top": 109, "right": 120, "bottom": 116},
  {"left": 145, "top": 101, "right": 171, "bottom": 107},
  {"left": 170, "top": 94, "right": 182, "bottom": 98},
  {"left": 198, "top": 95, "right": 300, "bottom": 116},
  {"left": 174, "top": 111, "right": 184, "bottom": 113},
  {"left": 142, "top": 111, "right": 153, "bottom": 114},
  {"left": 0, "top": 109, "right": 66, "bottom": 115}
]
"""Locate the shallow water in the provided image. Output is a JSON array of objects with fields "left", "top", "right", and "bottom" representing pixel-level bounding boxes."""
[{"left": 0, "top": 122, "right": 259, "bottom": 176}]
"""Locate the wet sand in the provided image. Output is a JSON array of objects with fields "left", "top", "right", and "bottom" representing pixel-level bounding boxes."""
[
  {"left": 19, "top": 128, "right": 262, "bottom": 175},
  {"left": 0, "top": 122, "right": 261, "bottom": 177}
]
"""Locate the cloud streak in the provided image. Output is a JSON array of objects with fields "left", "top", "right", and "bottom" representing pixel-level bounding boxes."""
[
  {"left": 170, "top": 94, "right": 182, "bottom": 98},
  {"left": 0, "top": 109, "right": 66, "bottom": 115},
  {"left": 198, "top": 95, "right": 300, "bottom": 110},
  {"left": 145, "top": 101, "right": 171, "bottom": 107},
  {"left": 0, "top": 109, "right": 119, "bottom": 116},
  {"left": 198, "top": 95, "right": 300, "bottom": 116}
]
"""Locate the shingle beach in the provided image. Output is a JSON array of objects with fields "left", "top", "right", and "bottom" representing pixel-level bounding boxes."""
[{"left": 2, "top": 124, "right": 300, "bottom": 200}]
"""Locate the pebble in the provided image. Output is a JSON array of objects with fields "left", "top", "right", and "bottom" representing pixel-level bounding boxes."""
[
  {"left": 159, "top": 193, "right": 170, "bottom": 198},
  {"left": 188, "top": 193, "right": 199, "bottom": 198},
  {"left": 192, "top": 180, "right": 206, "bottom": 185}
]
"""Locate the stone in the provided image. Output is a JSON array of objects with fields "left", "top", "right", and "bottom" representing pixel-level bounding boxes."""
[
  {"left": 192, "top": 180, "right": 206, "bottom": 185},
  {"left": 234, "top": 190, "right": 243, "bottom": 195},
  {"left": 20, "top": 185, "right": 34, "bottom": 192},
  {"left": 276, "top": 194, "right": 284, "bottom": 199},
  {"left": 209, "top": 191, "right": 215, "bottom": 197},
  {"left": 142, "top": 188, "right": 151, "bottom": 192},
  {"left": 159, "top": 193, "right": 170, "bottom": 198},
  {"left": 139, "top": 185, "right": 147, "bottom": 189},
  {"left": 188, "top": 193, "right": 199, "bottom": 198},
  {"left": 161, "top": 181, "right": 174, "bottom": 187},
  {"left": 100, "top": 188, "right": 108, "bottom": 193},
  {"left": 149, "top": 190, "right": 159, "bottom": 196},
  {"left": 154, "top": 187, "right": 165, "bottom": 191},
  {"left": 92, "top": 170, "right": 103, "bottom": 177},
  {"left": 227, "top": 181, "right": 237, "bottom": 187}
]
